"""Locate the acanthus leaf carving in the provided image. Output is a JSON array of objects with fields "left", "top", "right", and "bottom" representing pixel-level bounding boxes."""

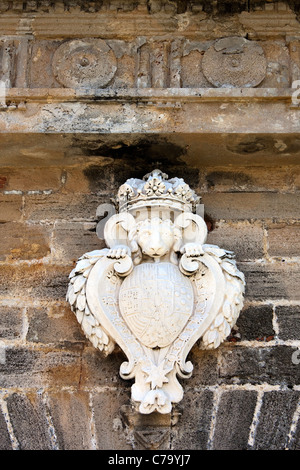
[{"left": 66, "top": 169, "right": 245, "bottom": 414}]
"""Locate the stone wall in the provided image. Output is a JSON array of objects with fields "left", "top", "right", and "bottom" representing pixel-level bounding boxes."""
[
  {"left": 0, "top": 144, "right": 299, "bottom": 450},
  {"left": 0, "top": 0, "right": 300, "bottom": 451}
]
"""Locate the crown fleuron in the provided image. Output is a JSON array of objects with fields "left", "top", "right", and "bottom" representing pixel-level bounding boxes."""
[{"left": 115, "top": 169, "right": 200, "bottom": 213}]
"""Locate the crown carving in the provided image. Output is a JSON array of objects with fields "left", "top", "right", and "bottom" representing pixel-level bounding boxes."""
[{"left": 115, "top": 169, "right": 200, "bottom": 213}]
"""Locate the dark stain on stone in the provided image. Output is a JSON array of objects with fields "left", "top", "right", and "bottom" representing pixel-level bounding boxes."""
[
  {"left": 82, "top": 138, "right": 200, "bottom": 193},
  {"left": 226, "top": 136, "right": 300, "bottom": 156},
  {"left": 206, "top": 171, "right": 253, "bottom": 190},
  {"left": 226, "top": 137, "right": 268, "bottom": 155},
  {"left": 204, "top": 213, "right": 215, "bottom": 232}
]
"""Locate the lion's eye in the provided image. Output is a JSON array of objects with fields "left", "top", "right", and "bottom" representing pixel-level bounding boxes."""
[{"left": 142, "top": 230, "right": 151, "bottom": 237}]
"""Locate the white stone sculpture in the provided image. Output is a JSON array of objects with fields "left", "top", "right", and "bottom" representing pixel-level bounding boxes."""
[{"left": 66, "top": 170, "right": 245, "bottom": 414}]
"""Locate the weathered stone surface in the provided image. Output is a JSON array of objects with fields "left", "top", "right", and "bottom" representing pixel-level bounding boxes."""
[
  {"left": 267, "top": 224, "right": 300, "bottom": 258},
  {"left": 26, "top": 304, "right": 86, "bottom": 345},
  {"left": 24, "top": 193, "right": 105, "bottom": 222},
  {"left": 0, "top": 222, "right": 50, "bottom": 261},
  {"left": 1, "top": 133, "right": 300, "bottom": 169},
  {"left": 212, "top": 390, "right": 258, "bottom": 450},
  {"left": 1, "top": 167, "right": 62, "bottom": 192},
  {"left": 0, "top": 406, "right": 12, "bottom": 450},
  {"left": 0, "top": 305, "right": 24, "bottom": 340},
  {"left": 239, "top": 262, "right": 300, "bottom": 301},
  {"left": 6, "top": 392, "right": 52, "bottom": 450},
  {"left": 1, "top": 100, "right": 300, "bottom": 135},
  {"left": 253, "top": 391, "right": 300, "bottom": 450},
  {"left": 0, "top": 195, "right": 23, "bottom": 223},
  {"left": 80, "top": 348, "right": 132, "bottom": 388},
  {"left": 204, "top": 166, "right": 293, "bottom": 193},
  {"left": 0, "top": 346, "right": 82, "bottom": 389},
  {"left": 185, "top": 348, "right": 219, "bottom": 386},
  {"left": 92, "top": 389, "right": 132, "bottom": 450},
  {"left": 52, "top": 39, "right": 117, "bottom": 89},
  {"left": 236, "top": 304, "right": 275, "bottom": 341},
  {"left": 172, "top": 389, "right": 214, "bottom": 450},
  {"left": 48, "top": 391, "right": 93, "bottom": 450},
  {"left": 52, "top": 221, "right": 104, "bottom": 263},
  {"left": 276, "top": 305, "right": 300, "bottom": 341},
  {"left": 0, "top": 264, "right": 71, "bottom": 300},
  {"left": 206, "top": 221, "right": 264, "bottom": 261},
  {"left": 202, "top": 193, "right": 300, "bottom": 222},
  {"left": 219, "top": 345, "right": 300, "bottom": 386}
]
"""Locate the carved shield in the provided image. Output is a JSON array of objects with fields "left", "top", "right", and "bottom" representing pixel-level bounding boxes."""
[
  {"left": 118, "top": 262, "right": 194, "bottom": 348},
  {"left": 67, "top": 170, "right": 245, "bottom": 414}
]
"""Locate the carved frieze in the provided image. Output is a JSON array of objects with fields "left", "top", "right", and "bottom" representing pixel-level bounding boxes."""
[
  {"left": 25, "top": 36, "right": 271, "bottom": 90},
  {"left": 0, "top": 27, "right": 295, "bottom": 92},
  {"left": 66, "top": 170, "right": 245, "bottom": 414}
]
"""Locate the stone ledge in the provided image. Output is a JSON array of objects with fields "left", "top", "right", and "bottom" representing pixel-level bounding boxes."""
[
  {"left": 3, "top": 87, "right": 294, "bottom": 104},
  {"left": 1, "top": 89, "right": 299, "bottom": 134}
]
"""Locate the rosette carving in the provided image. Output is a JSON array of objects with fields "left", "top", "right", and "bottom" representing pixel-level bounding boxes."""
[{"left": 52, "top": 39, "right": 117, "bottom": 88}]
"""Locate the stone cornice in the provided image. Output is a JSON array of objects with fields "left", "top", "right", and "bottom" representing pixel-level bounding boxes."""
[
  {"left": 0, "top": 1, "right": 298, "bottom": 15},
  {"left": 0, "top": 3, "right": 299, "bottom": 40}
]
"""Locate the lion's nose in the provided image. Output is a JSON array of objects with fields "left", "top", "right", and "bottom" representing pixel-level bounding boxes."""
[
  {"left": 150, "top": 246, "right": 164, "bottom": 256},
  {"left": 149, "top": 238, "right": 165, "bottom": 256}
]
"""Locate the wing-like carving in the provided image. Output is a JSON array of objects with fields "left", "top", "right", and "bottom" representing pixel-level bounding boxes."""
[
  {"left": 200, "top": 244, "right": 245, "bottom": 349},
  {"left": 66, "top": 249, "right": 115, "bottom": 355}
]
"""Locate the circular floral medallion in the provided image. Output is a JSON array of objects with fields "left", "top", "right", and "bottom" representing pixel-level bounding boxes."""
[
  {"left": 202, "top": 37, "right": 266, "bottom": 88},
  {"left": 52, "top": 39, "right": 117, "bottom": 88}
]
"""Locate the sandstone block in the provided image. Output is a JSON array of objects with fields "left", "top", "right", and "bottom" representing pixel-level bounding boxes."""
[
  {"left": 0, "top": 264, "right": 71, "bottom": 300},
  {"left": 0, "top": 346, "right": 82, "bottom": 389},
  {"left": 212, "top": 390, "right": 258, "bottom": 450},
  {"left": 80, "top": 348, "right": 132, "bottom": 389},
  {"left": 204, "top": 166, "right": 293, "bottom": 193},
  {"left": 184, "top": 348, "right": 219, "bottom": 386},
  {"left": 267, "top": 223, "right": 300, "bottom": 258},
  {"left": 219, "top": 345, "right": 300, "bottom": 387},
  {"left": 6, "top": 392, "right": 52, "bottom": 450},
  {"left": 171, "top": 389, "right": 214, "bottom": 450},
  {"left": 236, "top": 304, "right": 275, "bottom": 341},
  {"left": 239, "top": 262, "right": 300, "bottom": 301},
  {"left": 48, "top": 391, "right": 93, "bottom": 450},
  {"left": 276, "top": 305, "right": 300, "bottom": 341},
  {"left": 0, "top": 222, "right": 50, "bottom": 261},
  {"left": 92, "top": 389, "right": 132, "bottom": 450},
  {"left": 26, "top": 304, "right": 86, "bottom": 345},
  {"left": 0, "top": 195, "right": 22, "bottom": 222},
  {"left": 0, "top": 407, "right": 12, "bottom": 450},
  {"left": 24, "top": 193, "right": 106, "bottom": 222},
  {"left": 52, "top": 221, "right": 104, "bottom": 263},
  {"left": 207, "top": 221, "right": 264, "bottom": 260},
  {"left": 3, "top": 167, "right": 62, "bottom": 193},
  {"left": 253, "top": 391, "right": 300, "bottom": 450},
  {"left": 202, "top": 193, "right": 300, "bottom": 221},
  {"left": 0, "top": 305, "right": 24, "bottom": 340}
]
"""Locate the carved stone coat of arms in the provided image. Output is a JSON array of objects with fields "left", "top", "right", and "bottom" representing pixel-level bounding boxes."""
[{"left": 67, "top": 170, "right": 245, "bottom": 414}]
